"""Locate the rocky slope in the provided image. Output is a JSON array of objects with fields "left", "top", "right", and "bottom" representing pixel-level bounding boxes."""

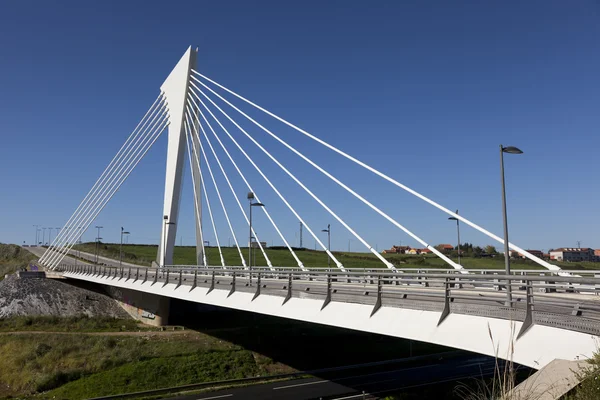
[{"left": 0, "top": 275, "right": 129, "bottom": 318}]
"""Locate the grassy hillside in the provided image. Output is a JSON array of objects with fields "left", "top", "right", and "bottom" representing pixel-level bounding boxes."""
[
  {"left": 74, "top": 242, "right": 599, "bottom": 270},
  {"left": 0, "top": 311, "right": 446, "bottom": 399},
  {"left": 0, "top": 243, "right": 37, "bottom": 280}
]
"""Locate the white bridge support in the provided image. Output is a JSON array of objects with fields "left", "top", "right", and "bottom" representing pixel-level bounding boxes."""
[{"left": 157, "top": 47, "right": 202, "bottom": 266}]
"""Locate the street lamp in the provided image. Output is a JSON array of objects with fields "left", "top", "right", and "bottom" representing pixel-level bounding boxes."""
[
  {"left": 42, "top": 227, "right": 46, "bottom": 246},
  {"left": 500, "top": 144, "right": 523, "bottom": 306},
  {"left": 120, "top": 227, "right": 130, "bottom": 267},
  {"left": 33, "top": 225, "right": 39, "bottom": 247},
  {"left": 248, "top": 192, "right": 265, "bottom": 279},
  {"left": 163, "top": 215, "right": 175, "bottom": 268},
  {"left": 322, "top": 224, "right": 331, "bottom": 269},
  {"left": 448, "top": 209, "right": 461, "bottom": 266},
  {"left": 95, "top": 226, "right": 103, "bottom": 264}
]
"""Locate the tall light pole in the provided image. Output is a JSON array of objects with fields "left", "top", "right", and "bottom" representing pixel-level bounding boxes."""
[
  {"left": 500, "top": 145, "right": 523, "bottom": 306},
  {"left": 48, "top": 228, "right": 53, "bottom": 246},
  {"left": 163, "top": 216, "right": 175, "bottom": 267},
  {"left": 299, "top": 222, "right": 303, "bottom": 248},
  {"left": 33, "top": 225, "right": 39, "bottom": 246},
  {"left": 95, "top": 226, "right": 103, "bottom": 264},
  {"left": 42, "top": 227, "right": 46, "bottom": 246},
  {"left": 120, "top": 227, "right": 130, "bottom": 267},
  {"left": 322, "top": 224, "right": 331, "bottom": 269},
  {"left": 448, "top": 209, "right": 461, "bottom": 266},
  {"left": 348, "top": 239, "right": 352, "bottom": 252},
  {"left": 248, "top": 192, "right": 264, "bottom": 280}
]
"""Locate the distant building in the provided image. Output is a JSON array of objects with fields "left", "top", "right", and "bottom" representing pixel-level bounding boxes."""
[
  {"left": 407, "top": 249, "right": 419, "bottom": 255},
  {"left": 382, "top": 245, "right": 411, "bottom": 254},
  {"left": 549, "top": 248, "right": 595, "bottom": 262},
  {"left": 436, "top": 244, "right": 454, "bottom": 253},
  {"left": 420, "top": 248, "right": 432, "bottom": 254},
  {"left": 513, "top": 249, "right": 544, "bottom": 259}
]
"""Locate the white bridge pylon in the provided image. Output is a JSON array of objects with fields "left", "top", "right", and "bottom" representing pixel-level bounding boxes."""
[{"left": 40, "top": 46, "right": 560, "bottom": 273}]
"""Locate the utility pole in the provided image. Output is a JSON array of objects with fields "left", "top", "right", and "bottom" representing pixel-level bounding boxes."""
[
  {"left": 95, "top": 226, "right": 103, "bottom": 264},
  {"left": 299, "top": 222, "right": 303, "bottom": 248},
  {"left": 577, "top": 240, "right": 582, "bottom": 249},
  {"left": 33, "top": 225, "right": 39, "bottom": 246}
]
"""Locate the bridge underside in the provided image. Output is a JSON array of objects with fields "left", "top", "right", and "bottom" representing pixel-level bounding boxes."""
[{"left": 61, "top": 268, "right": 598, "bottom": 370}]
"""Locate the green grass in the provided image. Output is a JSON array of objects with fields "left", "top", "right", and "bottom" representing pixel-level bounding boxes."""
[
  {"left": 74, "top": 242, "right": 600, "bottom": 270},
  {"left": 0, "top": 326, "right": 286, "bottom": 399},
  {"left": 46, "top": 349, "right": 260, "bottom": 399},
  {"left": 0, "top": 243, "right": 38, "bottom": 280},
  {"left": 0, "top": 315, "right": 150, "bottom": 333}
]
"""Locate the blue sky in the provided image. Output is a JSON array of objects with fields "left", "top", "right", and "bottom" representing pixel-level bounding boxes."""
[{"left": 0, "top": 1, "right": 598, "bottom": 254}]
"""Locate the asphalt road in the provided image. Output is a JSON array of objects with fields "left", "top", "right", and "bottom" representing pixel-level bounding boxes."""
[{"left": 173, "top": 355, "right": 498, "bottom": 400}]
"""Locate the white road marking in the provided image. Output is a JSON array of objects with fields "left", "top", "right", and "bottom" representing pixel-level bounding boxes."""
[
  {"left": 196, "top": 394, "right": 233, "bottom": 400},
  {"left": 273, "top": 380, "right": 328, "bottom": 390}
]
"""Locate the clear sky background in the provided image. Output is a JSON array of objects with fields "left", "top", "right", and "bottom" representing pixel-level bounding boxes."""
[{"left": 0, "top": 1, "right": 598, "bottom": 255}]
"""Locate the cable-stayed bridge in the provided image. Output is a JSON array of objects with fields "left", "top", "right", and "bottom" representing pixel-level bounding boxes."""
[{"left": 37, "top": 47, "right": 600, "bottom": 369}]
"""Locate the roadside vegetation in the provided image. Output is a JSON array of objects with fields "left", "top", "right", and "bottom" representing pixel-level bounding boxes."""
[
  {"left": 73, "top": 242, "right": 600, "bottom": 270},
  {"left": 0, "top": 309, "right": 445, "bottom": 399},
  {"left": 0, "top": 318, "right": 294, "bottom": 399},
  {"left": 0, "top": 315, "right": 149, "bottom": 333},
  {"left": 0, "top": 243, "right": 37, "bottom": 280}
]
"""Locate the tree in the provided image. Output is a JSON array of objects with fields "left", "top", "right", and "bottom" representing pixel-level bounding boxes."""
[
  {"left": 473, "top": 246, "right": 483, "bottom": 258},
  {"left": 485, "top": 245, "right": 498, "bottom": 255}
]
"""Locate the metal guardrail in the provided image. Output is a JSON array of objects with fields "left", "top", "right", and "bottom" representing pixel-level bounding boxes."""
[{"left": 57, "top": 263, "right": 600, "bottom": 337}]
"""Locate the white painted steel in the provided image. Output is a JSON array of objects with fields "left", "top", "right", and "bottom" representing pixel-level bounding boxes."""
[
  {"left": 188, "top": 90, "right": 342, "bottom": 270},
  {"left": 190, "top": 113, "right": 205, "bottom": 266},
  {"left": 158, "top": 46, "right": 197, "bottom": 267},
  {"left": 184, "top": 116, "right": 225, "bottom": 267},
  {"left": 186, "top": 97, "right": 279, "bottom": 270},
  {"left": 183, "top": 118, "right": 208, "bottom": 266},
  {"left": 45, "top": 107, "right": 168, "bottom": 268},
  {"left": 41, "top": 96, "right": 166, "bottom": 264},
  {"left": 41, "top": 94, "right": 165, "bottom": 263},
  {"left": 46, "top": 119, "right": 169, "bottom": 268},
  {"left": 44, "top": 101, "right": 167, "bottom": 266},
  {"left": 65, "top": 271, "right": 598, "bottom": 370},
  {"left": 190, "top": 71, "right": 560, "bottom": 272},
  {"left": 185, "top": 110, "right": 246, "bottom": 267},
  {"left": 45, "top": 106, "right": 168, "bottom": 267},
  {"left": 191, "top": 76, "right": 460, "bottom": 271},
  {"left": 192, "top": 85, "right": 389, "bottom": 269}
]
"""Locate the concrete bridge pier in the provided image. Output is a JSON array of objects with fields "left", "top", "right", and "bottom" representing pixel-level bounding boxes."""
[{"left": 104, "top": 285, "right": 170, "bottom": 326}]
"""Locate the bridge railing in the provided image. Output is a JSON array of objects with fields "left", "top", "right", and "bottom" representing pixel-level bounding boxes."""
[{"left": 57, "top": 263, "right": 600, "bottom": 336}]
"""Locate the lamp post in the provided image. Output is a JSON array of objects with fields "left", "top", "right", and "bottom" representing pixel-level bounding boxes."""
[
  {"left": 248, "top": 192, "right": 265, "bottom": 282},
  {"left": 94, "top": 226, "right": 103, "bottom": 264},
  {"left": 33, "top": 225, "right": 39, "bottom": 247},
  {"left": 120, "top": 227, "right": 130, "bottom": 267},
  {"left": 322, "top": 224, "right": 331, "bottom": 269},
  {"left": 162, "top": 216, "right": 175, "bottom": 268},
  {"left": 42, "top": 227, "right": 46, "bottom": 246},
  {"left": 448, "top": 209, "right": 461, "bottom": 266},
  {"left": 500, "top": 145, "right": 523, "bottom": 306}
]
